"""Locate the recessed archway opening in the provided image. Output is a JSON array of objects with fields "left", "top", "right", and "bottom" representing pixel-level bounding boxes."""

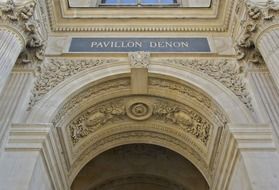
[{"left": 71, "top": 143, "right": 209, "bottom": 190}]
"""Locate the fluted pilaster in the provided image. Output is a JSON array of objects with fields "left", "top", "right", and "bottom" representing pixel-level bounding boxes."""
[
  {"left": 248, "top": 67, "right": 279, "bottom": 138},
  {"left": 257, "top": 29, "right": 279, "bottom": 90},
  {"left": 0, "top": 71, "right": 33, "bottom": 152},
  {"left": 0, "top": 28, "right": 24, "bottom": 94}
]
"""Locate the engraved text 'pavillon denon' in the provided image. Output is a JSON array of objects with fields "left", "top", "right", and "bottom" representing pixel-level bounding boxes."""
[{"left": 69, "top": 38, "right": 211, "bottom": 52}]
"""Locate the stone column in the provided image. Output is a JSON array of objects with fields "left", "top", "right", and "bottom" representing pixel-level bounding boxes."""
[
  {"left": 257, "top": 28, "right": 279, "bottom": 90},
  {"left": 0, "top": 28, "right": 24, "bottom": 94}
]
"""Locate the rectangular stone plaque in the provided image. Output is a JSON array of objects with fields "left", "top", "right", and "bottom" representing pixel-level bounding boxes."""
[{"left": 69, "top": 37, "right": 211, "bottom": 53}]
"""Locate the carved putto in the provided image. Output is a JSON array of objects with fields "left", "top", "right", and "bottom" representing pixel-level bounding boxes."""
[{"left": 128, "top": 51, "right": 150, "bottom": 68}]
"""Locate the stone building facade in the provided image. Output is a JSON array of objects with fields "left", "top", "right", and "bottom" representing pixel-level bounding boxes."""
[{"left": 0, "top": 0, "right": 279, "bottom": 189}]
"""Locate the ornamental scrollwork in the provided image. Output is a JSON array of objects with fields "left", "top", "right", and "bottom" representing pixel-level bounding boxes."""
[
  {"left": 160, "top": 59, "right": 253, "bottom": 111},
  {"left": 0, "top": 0, "right": 46, "bottom": 63},
  {"left": 28, "top": 58, "right": 120, "bottom": 108},
  {"left": 69, "top": 97, "right": 213, "bottom": 146}
]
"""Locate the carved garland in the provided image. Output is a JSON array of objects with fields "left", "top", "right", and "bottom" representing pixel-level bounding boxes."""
[
  {"left": 28, "top": 58, "right": 120, "bottom": 108},
  {"left": 159, "top": 59, "right": 253, "bottom": 110},
  {"left": 234, "top": 0, "right": 279, "bottom": 64},
  {"left": 68, "top": 97, "right": 212, "bottom": 146},
  {"left": 0, "top": 0, "right": 46, "bottom": 63}
]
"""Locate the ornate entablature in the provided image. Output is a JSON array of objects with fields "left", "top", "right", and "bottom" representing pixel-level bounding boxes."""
[
  {"left": 0, "top": 0, "right": 47, "bottom": 64},
  {"left": 234, "top": 0, "right": 279, "bottom": 64}
]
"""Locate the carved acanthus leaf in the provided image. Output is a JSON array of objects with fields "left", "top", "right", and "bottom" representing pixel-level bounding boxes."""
[
  {"left": 28, "top": 58, "right": 120, "bottom": 108},
  {"left": 160, "top": 59, "right": 253, "bottom": 111},
  {"left": 0, "top": 0, "right": 46, "bottom": 63}
]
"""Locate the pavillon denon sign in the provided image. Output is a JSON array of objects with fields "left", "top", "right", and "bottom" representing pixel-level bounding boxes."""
[{"left": 69, "top": 38, "right": 211, "bottom": 52}]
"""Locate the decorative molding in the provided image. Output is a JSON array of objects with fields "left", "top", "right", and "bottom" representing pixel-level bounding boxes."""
[
  {"left": 69, "top": 126, "right": 210, "bottom": 184},
  {"left": 0, "top": 0, "right": 46, "bottom": 64},
  {"left": 148, "top": 78, "right": 228, "bottom": 125},
  {"left": 44, "top": 0, "right": 234, "bottom": 33},
  {"left": 28, "top": 58, "right": 120, "bottom": 108},
  {"left": 159, "top": 59, "right": 253, "bottom": 111},
  {"left": 69, "top": 97, "right": 213, "bottom": 146},
  {"left": 128, "top": 51, "right": 150, "bottom": 68},
  {"left": 234, "top": 0, "right": 279, "bottom": 64},
  {"left": 52, "top": 78, "right": 130, "bottom": 126}
]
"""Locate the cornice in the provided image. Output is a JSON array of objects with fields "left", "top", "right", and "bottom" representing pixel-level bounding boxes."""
[{"left": 44, "top": 0, "right": 234, "bottom": 33}]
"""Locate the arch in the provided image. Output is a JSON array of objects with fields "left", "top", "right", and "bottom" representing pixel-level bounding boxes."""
[
  {"left": 27, "top": 64, "right": 254, "bottom": 124},
  {"left": 71, "top": 143, "right": 209, "bottom": 190},
  {"left": 25, "top": 63, "right": 256, "bottom": 189}
]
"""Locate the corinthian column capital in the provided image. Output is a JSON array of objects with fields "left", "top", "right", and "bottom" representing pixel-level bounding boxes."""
[
  {"left": 233, "top": 0, "right": 279, "bottom": 64},
  {"left": 0, "top": 0, "right": 46, "bottom": 63}
]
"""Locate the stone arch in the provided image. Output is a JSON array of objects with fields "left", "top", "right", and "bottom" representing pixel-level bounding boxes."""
[
  {"left": 71, "top": 143, "right": 210, "bottom": 190},
  {"left": 27, "top": 64, "right": 254, "bottom": 124},
  {"left": 25, "top": 63, "right": 256, "bottom": 189}
]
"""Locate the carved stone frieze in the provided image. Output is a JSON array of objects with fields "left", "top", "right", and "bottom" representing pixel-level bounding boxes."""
[
  {"left": 28, "top": 58, "right": 120, "bottom": 108},
  {"left": 68, "top": 97, "right": 213, "bottom": 146},
  {"left": 128, "top": 51, "right": 150, "bottom": 68},
  {"left": 234, "top": 0, "right": 279, "bottom": 63},
  {"left": 159, "top": 59, "right": 253, "bottom": 110},
  {"left": 0, "top": 0, "right": 46, "bottom": 64}
]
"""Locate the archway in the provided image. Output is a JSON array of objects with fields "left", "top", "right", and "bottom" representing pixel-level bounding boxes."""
[
  {"left": 71, "top": 144, "right": 209, "bottom": 190},
  {"left": 23, "top": 63, "right": 263, "bottom": 190}
]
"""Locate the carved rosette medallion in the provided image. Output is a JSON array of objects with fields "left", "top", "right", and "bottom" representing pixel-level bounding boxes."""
[{"left": 126, "top": 101, "right": 153, "bottom": 121}]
